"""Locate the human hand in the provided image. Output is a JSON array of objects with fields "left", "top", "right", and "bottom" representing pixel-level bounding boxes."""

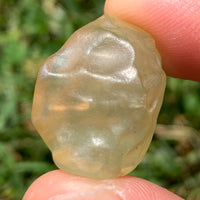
[
  {"left": 23, "top": 0, "right": 200, "bottom": 199},
  {"left": 105, "top": 0, "right": 200, "bottom": 82}
]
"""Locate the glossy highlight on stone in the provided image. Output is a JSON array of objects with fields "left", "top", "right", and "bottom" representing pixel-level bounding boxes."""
[{"left": 32, "top": 15, "right": 166, "bottom": 179}]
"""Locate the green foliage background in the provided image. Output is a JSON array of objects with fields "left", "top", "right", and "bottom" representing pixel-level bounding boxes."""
[{"left": 0, "top": 0, "right": 200, "bottom": 199}]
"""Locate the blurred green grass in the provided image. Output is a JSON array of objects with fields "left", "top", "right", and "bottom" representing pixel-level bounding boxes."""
[{"left": 0, "top": 0, "right": 200, "bottom": 199}]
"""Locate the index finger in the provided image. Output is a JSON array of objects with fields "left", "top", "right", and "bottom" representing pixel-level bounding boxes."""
[{"left": 105, "top": 0, "right": 200, "bottom": 81}]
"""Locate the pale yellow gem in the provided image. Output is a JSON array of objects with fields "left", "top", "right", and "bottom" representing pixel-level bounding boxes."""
[{"left": 32, "top": 15, "right": 166, "bottom": 179}]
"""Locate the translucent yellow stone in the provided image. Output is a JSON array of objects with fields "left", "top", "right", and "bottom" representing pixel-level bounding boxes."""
[{"left": 32, "top": 15, "right": 166, "bottom": 179}]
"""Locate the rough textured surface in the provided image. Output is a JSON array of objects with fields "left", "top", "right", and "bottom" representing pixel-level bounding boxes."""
[{"left": 32, "top": 15, "right": 166, "bottom": 179}]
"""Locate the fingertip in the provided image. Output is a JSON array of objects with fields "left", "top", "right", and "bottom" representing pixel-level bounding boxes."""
[
  {"left": 105, "top": 0, "right": 200, "bottom": 81},
  {"left": 23, "top": 170, "right": 121, "bottom": 200},
  {"left": 23, "top": 170, "right": 183, "bottom": 200}
]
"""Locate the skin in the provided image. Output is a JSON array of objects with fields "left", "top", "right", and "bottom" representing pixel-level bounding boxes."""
[
  {"left": 23, "top": 0, "right": 200, "bottom": 199},
  {"left": 105, "top": 0, "right": 200, "bottom": 81}
]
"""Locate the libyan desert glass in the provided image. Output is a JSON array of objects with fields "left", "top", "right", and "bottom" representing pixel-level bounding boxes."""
[{"left": 32, "top": 15, "right": 166, "bottom": 179}]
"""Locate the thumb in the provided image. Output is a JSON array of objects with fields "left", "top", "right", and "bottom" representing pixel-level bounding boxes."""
[{"left": 23, "top": 170, "right": 184, "bottom": 200}]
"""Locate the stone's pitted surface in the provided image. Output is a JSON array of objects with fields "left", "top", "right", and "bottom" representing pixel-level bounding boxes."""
[{"left": 32, "top": 15, "right": 166, "bottom": 179}]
